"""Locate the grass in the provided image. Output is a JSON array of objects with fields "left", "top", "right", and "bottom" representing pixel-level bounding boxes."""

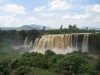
[
  {"left": 31, "top": 67, "right": 58, "bottom": 75},
  {"left": 11, "top": 67, "right": 58, "bottom": 75},
  {"left": 0, "top": 54, "right": 20, "bottom": 61}
]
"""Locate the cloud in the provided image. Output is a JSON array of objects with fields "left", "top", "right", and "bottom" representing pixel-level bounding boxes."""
[
  {"left": 0, "top": 15, "right": 39, "bottom": 27},
  {"left": 62, "top": 14, "right": 90, "bottom": 20},
  {"left": 48, "top": 0, "right": 73, "bottom": 11},
  {"left": 25, "top": 17, "right": 39, "bottom": 23},
  {"left": 0, "top": 14, "right": 19, "bottom": 27},
  {"left": 73, "top": 14, "right": 90, "bottom": 19},
  {"left": 39, "top": 13, "right": 54, "bottom": 17},
  {"left": 62, "top": 15, "right": 71, "bottom": 19},
  {"left": 0, "top": 0, "right": 7, "bottom": 4},
  {"left": 0, "top": 4, "right": 26, "bottom": 14},
  {"left": 33, "top": 0, "right": 73, "bottom": 12},
  {"left": 67, "top": 0, "right": 83, "bottom": 2},
  {"left": 33, "top": 6, "right": 46, "bottom": 12},
  {"left": 83, "top": 4, "right": 100, "bottom": 13}
]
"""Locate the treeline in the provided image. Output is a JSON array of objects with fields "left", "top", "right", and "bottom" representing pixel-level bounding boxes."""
[
  {"left": 0, "top": 50, "right": 100, "bottom": 75},
  {"left": 41, "top": 25, "right": 98, "bottom": 34}
]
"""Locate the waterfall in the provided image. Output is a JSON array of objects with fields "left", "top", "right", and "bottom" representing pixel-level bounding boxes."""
[
  {"left": 82, "top": 34, "right": 89, "bottom": 52},
  {"left": 32, "top": 33, "right": 91, "bottom": 54},
  {"left": 24, "top": 37, "right": 33, "bottom": 48},
  {"left": 24, "top": 37, "right": 28, "bottom": 46}
]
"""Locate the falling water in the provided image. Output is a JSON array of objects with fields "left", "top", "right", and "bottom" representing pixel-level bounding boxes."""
[
  {"left": 31, "top": 33, "right": 91, "bottom": 54},
  {"left": 24, "top": 37, "right": 28, "bottom": 46},
  {"left": 24, "top": 37, "right": 33, "bottom": 48},
  {"left": 82, "top": 34, "right": 89, "bottom": 52}
]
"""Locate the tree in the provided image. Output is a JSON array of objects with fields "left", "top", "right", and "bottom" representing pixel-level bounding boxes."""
[
  {"left": 43, "top": 26, "right": 46, "bottom": 31},
  {"left": 27, "top": 29, "right": 41, "bottom": 41},
  {"left": 45, "top": 49, "right": 56, "bottom": 57},
  {"left": 68, "top": 24, "right": 78, "bottom": 31},
  {"left": 55, "top": 55, "right": 89, "bottom": 74},
  {"left": 68, "top": 25, "right": 73, "bottom": 30},
  {"left": 11, "top": 59, "right": 20, "bottom": 69},
  {"left": 60, "top": 25, "right": 63, "bottom": 30},
  {"left": 47, "top": 54, "right": 64, "bottom": 69},
  {"left": 19, "top": 52, "right": 48, "bottom": 69},
  {"left": 96, "top": 60, "right": 100, "bottom": 71},
  {"left": 0, "top": 60, "right": 11, "bottom": 75},
  {"left": 15, "top": 66, "right": 33, "bottom": 75}
]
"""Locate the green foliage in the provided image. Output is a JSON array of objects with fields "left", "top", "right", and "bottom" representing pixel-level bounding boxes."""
[
  {"left": 31, "top": 67, "right": 58, "bottom": 75},
  {"left": 27, "top": 29, "right": 41, "bottom": 41},
  {"left": 89, "top": 33, "right": 100, "bottom": 54},
  {"left": 18, "top": 52, "right": 48, "bottom": 69},
  {"left": 47, "top": 54, "right": 64, "bottom": 69},
  {"left": 0, "top": 51, "right": 99, "bottom": 75},
  {"left": 45, "top": 49, "right": 56, "bottom": 57},
  {"left": 88, "top": 70, "right": 100, "bottom": 75},
  {"left": 0, "top": 54, "right": 19, "bottom": 61},
  {"left": 55, "top": 55, "right": 90, "bottom": 74},
  {"left": 15, "top": 66, "right": 33, "bottom": 75},
  {"left": 0, "top": 60, "right": 11, "bottom": 75},
  {"left": 96, "top": 60, "right": 100, "bottom": 71},
  {"left": 41, "top": 25, "right": 97, "bottom": 34},
  {"left": 11, "top": 59, "right": 20, "bottom": 69}
]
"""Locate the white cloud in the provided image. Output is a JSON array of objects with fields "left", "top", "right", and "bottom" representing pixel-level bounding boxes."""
[
  {"left": 67, "top": 0, "right": 83, "bottom": 2},
  {"left": 0, "top": 14, "right": 19, "bottom": 27},
  {"left": 25, "top": 17, "right": 39, "bottom": 23},
  {"left": 34, "top": 6, "right": 46, "bottom": 12},
  {"left": 0, "top": 14, "right": 39, "bottom": 27},
  {"left": 33, "top": 0, "right": 73, "bottom": 12},
  {"left": 84, "top": 4, "right": 100, "bottom": 13},
  {"left": 0, "top": 4, "right": 26, "bottom": 14},
  {"left": 73, "top": 14, "right": 90, "bottom": 19},
  {"left": 62, "top": 15, "right": 72, "bottom": 19},
  {"left": 48, "top": 0, "right": 73, "bottom": 11},
  {"left": 40, "top": 13, "right": 54, "bottom": 17},
  {"left": 62, "top": 14, "right": 90, "bottom": 20}
]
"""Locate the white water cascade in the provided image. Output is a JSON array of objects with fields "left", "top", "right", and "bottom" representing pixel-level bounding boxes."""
[
  {"left": 32, "top": 33, "right": 91, "bottom": 54},
  {"left": 24, "top": 37, "right": 33, "bottom": 48}
]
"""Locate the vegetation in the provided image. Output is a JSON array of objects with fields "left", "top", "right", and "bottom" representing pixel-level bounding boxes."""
[
  {"left": 0, "top": 51, "right": 99, "bottom": 75},
  {"left": 41, "top": 25, "right": 98, "bottom": 34}
]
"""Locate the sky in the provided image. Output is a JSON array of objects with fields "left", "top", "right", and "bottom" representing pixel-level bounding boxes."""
[{"left": 0, "top": 0, "right": 100, "bottom": 28}]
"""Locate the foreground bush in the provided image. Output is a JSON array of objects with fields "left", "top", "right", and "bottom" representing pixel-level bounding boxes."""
[
  {"left": 15, "top": 66, "right": 33, "bottom": 75},
  {"left": 10, "top": 52, "right": 48, "bottom": 70},
  {"left": 45, "top": 49, "right": 56, "bottom": 57},
  {"left": 96, "top": 60, "right": 100, "bottom": 71},
  {"left": 0, "top": 51, "right": 99, "bottom": 75},
  {"left": 55, "top": 55, "right": 90, "bottom": 74}
]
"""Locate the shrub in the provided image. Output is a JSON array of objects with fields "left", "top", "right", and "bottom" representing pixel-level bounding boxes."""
[
  {"left": 19, "top": 52, "right": 48, "bottom": 69},
  {"left": 15, "top": 66, "right": 33, "bottom": 75},
  {"left": 45, "top": 49, "right": 56, "bottom": 57},
  {"left": 55, "top": 55, "right": 89, "bottom": 74},
  {"left": 96, "top": 60, "right": 100, "bottom": 71},
  {"left": 47, "top": 54, "right": 64, "bottom": 69}
]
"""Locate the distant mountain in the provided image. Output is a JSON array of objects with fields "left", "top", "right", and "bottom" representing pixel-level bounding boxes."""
[
  {"left": 0, "top": 24, "right": 52, "bottom": 31},
  {"left": 0, "top": 27, "right": 16, "bottom": 30},
  {"left": 30, "top": 24, "right": 51, "bottom": 30},
  {"left": 81, "top": 27, "right": 100, "bottom": 30},
  {"left": 17, "top": 25, "right": 33, "bottom": 31}
]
